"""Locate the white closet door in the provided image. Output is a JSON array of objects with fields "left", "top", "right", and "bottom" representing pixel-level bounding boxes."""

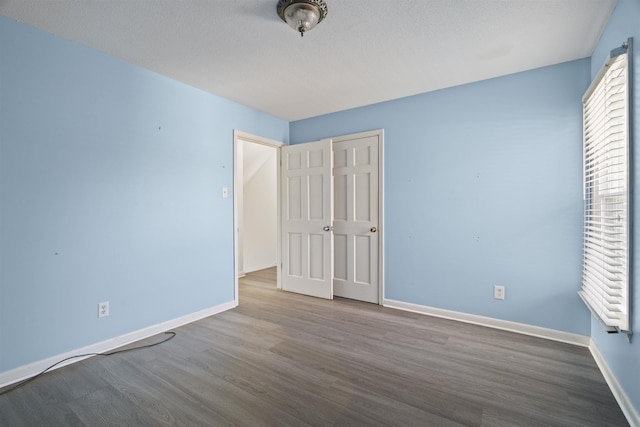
[
  {"left": 333, "top": 135, "right": 379, "bottom": 303},
  {"left": 281, "top": 140, "right": 333, "bottom": 299}
]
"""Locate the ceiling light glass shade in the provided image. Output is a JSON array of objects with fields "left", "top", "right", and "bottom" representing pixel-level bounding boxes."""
[{"left": 276, "top": 0, "right": 328, "bottom": 37}]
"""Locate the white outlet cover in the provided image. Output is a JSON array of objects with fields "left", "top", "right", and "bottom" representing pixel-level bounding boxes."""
[
  {"left": 494, "top": 286, "right": 505, "bottom": 300},
  {"left": 98, "top": 301, "right": 109, "bottom": 318}
]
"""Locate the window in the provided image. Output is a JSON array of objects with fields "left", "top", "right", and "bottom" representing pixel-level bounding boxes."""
[{"left": 580, "top": 39, "right": 632, "bottom": 333}]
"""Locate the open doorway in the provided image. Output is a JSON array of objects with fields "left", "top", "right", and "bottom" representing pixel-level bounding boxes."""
[
  {"left": 240, "top": 141, "right": 277, "bottom": 274},
  {"left": 233, "top": 130, "right": 284, "bottom": 302}
]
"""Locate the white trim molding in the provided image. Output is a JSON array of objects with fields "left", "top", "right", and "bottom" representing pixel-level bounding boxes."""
[
  {"left": 0, "top": 300, "right": 237, "bottom": 389},
  {"left": 383, "top": 299, "right": 590, "bottom": 347},
  {"left": 589, "top": 340, "right": 640, "bottom": 427}
]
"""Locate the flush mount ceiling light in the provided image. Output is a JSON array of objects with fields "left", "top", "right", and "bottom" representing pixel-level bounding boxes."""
[{"left": 276, "top": 0, "right": 328, "bottom": 37}]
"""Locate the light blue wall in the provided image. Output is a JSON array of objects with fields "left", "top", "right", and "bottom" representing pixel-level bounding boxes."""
[
  {"left": 0, "top": 16, "right": 288, "bottom": 372},
  {"left": 291, "top": 59, "right": 591, "bottom": 335},
  {"left": 589, "top": 0, "right": 640, "bottom": 414}
]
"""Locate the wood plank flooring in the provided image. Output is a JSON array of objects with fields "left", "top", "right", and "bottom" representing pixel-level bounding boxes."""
[{"left": 0, "top": 268, "right": 629, "bottom": 426}]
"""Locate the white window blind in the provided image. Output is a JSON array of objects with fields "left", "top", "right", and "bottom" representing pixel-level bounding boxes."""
[{"left": 580, "top": 42, "right": 631, "bottom": 333}]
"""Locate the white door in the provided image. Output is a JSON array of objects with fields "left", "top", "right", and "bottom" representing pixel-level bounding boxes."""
[
  {"left": 332, "top": 134, "right": 380, "bottom": 303},
  {"left": 281, "top": 140, "right": 333, "bottom": 299}
]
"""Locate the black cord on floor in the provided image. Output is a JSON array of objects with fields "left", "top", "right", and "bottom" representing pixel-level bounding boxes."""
[{"left": 0, "top": 331, "right": 176, "bottom": 397}]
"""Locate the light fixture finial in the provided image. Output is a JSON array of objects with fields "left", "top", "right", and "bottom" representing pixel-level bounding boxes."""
[{"left": 276, "top": 0, "right": 328, "bottom": 37}]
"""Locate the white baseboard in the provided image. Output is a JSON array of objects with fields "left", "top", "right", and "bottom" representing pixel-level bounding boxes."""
[
  {"left": 0, "top": 299, "right": 238, "bottom": 389},
  {"left": 244, "top": 264, "right": 278, "bottom": 274},
  {"left": 589, "top": 340, "right": 640, "bottom": 427},
  {"left": 383, "top": 299, "right": 590, "bottom": 347}
]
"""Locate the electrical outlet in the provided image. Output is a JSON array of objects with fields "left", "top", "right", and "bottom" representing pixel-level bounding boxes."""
[
  {"left": 494, "top": 285, "right": 505, "bottom": 300},
  {"left": 98, "top": 301, "right": 109, "bottom": 318}
]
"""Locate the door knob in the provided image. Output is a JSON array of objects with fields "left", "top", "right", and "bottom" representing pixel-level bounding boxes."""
[
  {"left": 370, "top": 226, "right": 377, "bottom": 233},
  {"left": 323, "top": 226, "right": 333, "bottom": 231}
]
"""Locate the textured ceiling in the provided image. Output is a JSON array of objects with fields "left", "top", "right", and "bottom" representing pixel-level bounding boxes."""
[{"left": 0, "top": 0, "right": 616, "bottom": 121}]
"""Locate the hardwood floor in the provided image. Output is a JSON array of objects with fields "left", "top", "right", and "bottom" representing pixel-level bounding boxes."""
[{"left": 0, "top": 267, "right": 629, "bottom": 426}]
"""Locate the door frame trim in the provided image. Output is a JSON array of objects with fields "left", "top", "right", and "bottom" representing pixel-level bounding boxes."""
[
  {"left": 327, "top": 129, "right": 385, "bottom": 305},
  {"left": 233, "top": 130, "right": 284, "bottom": 303}
]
